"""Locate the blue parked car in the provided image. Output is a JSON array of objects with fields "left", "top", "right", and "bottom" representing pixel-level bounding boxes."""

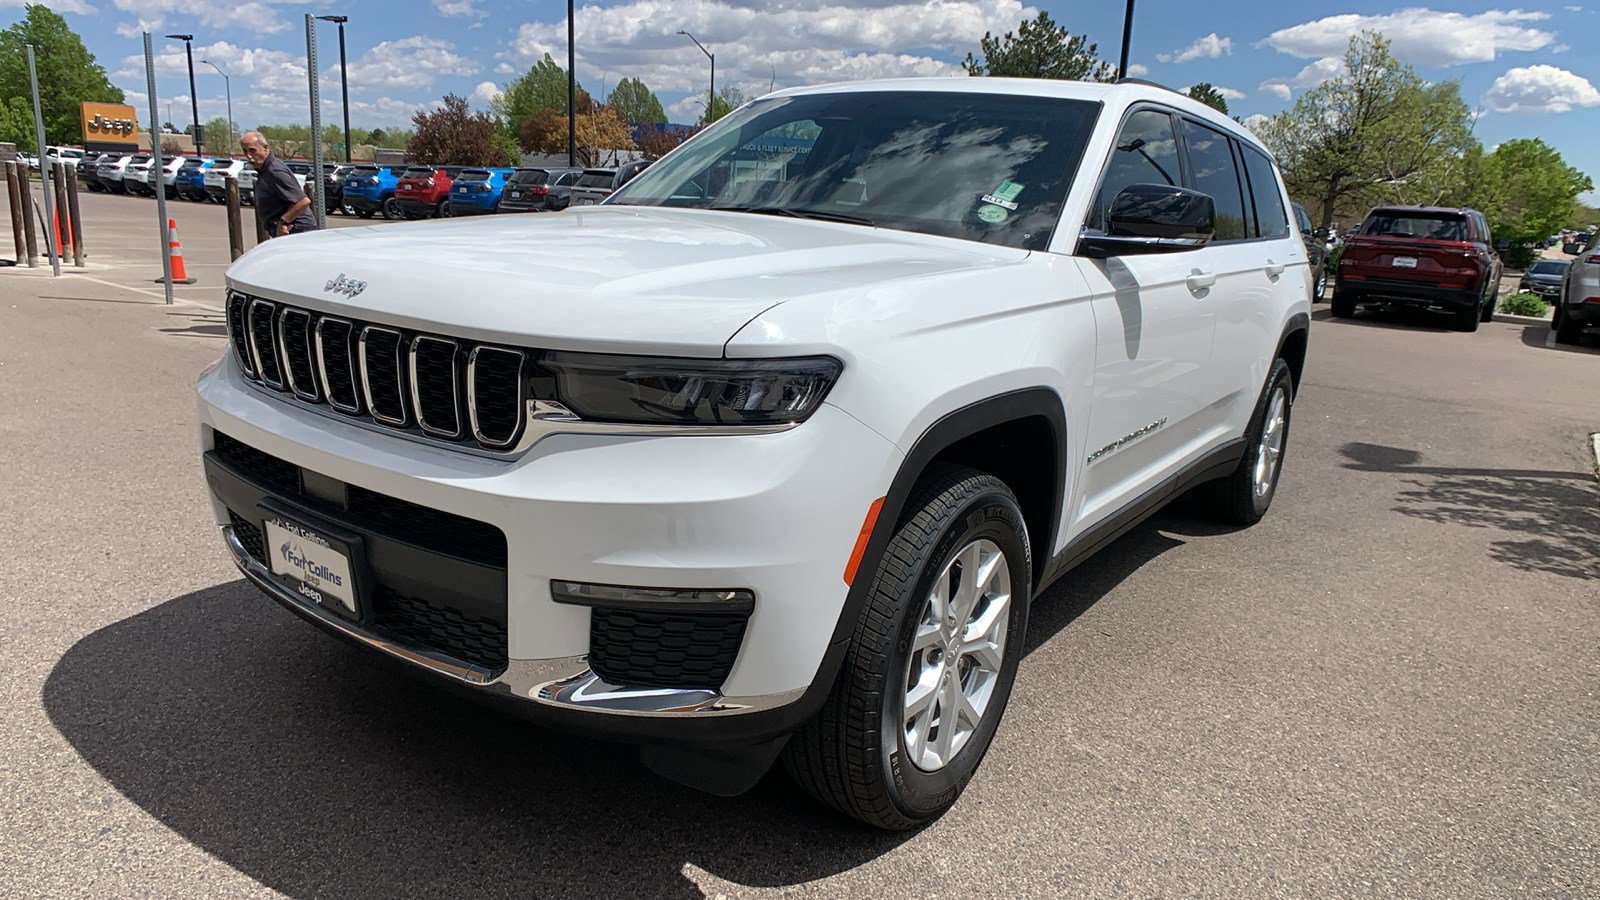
[
  {"left": 175, "top": 157, "right": 214, "bottom": 202},
  {"left": 447, "top": 167, "right": 516, "bottom": 216},
  {"left": 343, "top": 164, "right": 408, "bottom": 220}
]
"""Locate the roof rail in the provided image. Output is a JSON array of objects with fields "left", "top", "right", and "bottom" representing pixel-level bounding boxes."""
[{"left": 1114, "top": 77, "right": 1189, "bottom": 99}]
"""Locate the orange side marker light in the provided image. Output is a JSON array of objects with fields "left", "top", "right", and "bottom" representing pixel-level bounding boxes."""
[{"left": 843, "top": 496, "right": 886, "bottom": 586}]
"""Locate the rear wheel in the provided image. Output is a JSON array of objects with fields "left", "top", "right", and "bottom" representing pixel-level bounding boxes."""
[
  {"left": 1554, "top": 304, "right": 1584, "bottom": 345},
  {"left": 381, "top": 195, "right": 402, "bottom": 220},
  {"left": 436, "top": 199, "right": 451, "bottom": 218},
  {"left": 1479, "top": 282, "right": 1497, "bottom": 323},
  {"left": 1331, "top": 290, "right": 1357, "bottom": 318},
  {"left": 784, "top": 464, "right": 1030, "bottom": 830},
  {"left": 1453, "top": 300, "right": 1481, "bottom": 332},
  {"left": 1195, "top": 359, "right": 1293, "bottom": 526},
  {"left": 1312, "top": 266, "right": 1327, "bottom": 302}
]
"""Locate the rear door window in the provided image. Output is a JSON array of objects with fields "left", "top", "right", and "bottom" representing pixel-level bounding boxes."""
[{"left": 1239, "top": 145, "right": 1290, "bottom": 239}]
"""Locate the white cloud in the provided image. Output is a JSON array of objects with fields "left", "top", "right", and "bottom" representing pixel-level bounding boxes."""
[
  {"left": 434, "top": 0, "right": 483, "bottom": 16},
  {"left": 470, "top": 80, "right": 500, "bottom": 107},
  {"left": 1259, "top": 56, "right": 1345, "bottom": 99},
  {"left": 504, "top": 0, "right": 1027, "bottom": 106},
  {"left": 345, "top": 36, "right": 479, "bottom": 91},
  {"left": 1126, "top": 63, "right": 1149, "bottom": 77},
  {"left": 0, "top": 0, "right": 96, "bottom": 13},
  {"left": 109, "top": 0, "right": 307, "bottom": 35},
  {"left": 1216, "top": 86, "right": 1245, "bottom": 100},
  {"left": 1562, "top": 4, "right": 1581, "bottom": 10},
  {"left": 1483, "top": 64, "right": 1600, "bottom": 113},
  {"left": 1241, "top": 113, "right": 1270, "bottom": 133},
  {"left": 1158, "top": 33, "right": 1231, "bottom": 64},
  {"left": 1264, "top": 8, "right": 1554, "bottom": 67}
]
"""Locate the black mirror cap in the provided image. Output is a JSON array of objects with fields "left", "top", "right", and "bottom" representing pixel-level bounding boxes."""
[
  {"left": 1079, "top": 184, "right": 1216, "bottom": 258},
  {"left": 1495, "top": 239, "right": 1510, "bottom": 252}
]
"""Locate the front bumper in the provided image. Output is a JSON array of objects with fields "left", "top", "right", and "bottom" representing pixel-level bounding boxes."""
[{"left": 197, "top": 357, "right": 900, "bottom": 741}]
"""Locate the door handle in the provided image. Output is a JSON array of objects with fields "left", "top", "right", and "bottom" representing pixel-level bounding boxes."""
[
  {"left": 1186, "top": 270, "right": 1216, "bottom": 291},
  {"left": 1264, "top": 260, "right": 1285, "bottom": 278}
]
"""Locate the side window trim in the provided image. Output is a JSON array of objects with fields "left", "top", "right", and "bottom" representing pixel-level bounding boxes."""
[{"left": 1231, "top": 136, "right": 1259, "bottom": 239}]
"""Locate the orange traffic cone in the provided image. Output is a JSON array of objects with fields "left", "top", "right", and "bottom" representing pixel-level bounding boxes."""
[
  {"left": 154, "top": 218, "right": 196, "bottom": 284},
  {"left": 52, "top": 206, "right": 73, "bottom": 256}
]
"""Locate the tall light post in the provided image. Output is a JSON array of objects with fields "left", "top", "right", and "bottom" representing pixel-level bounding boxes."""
[
  {"left": 677, "top": 31, "right": 714, "bottom": 123},
  {"left": 566, "top": 0, "right": 575, "bottom": 167},
  {"left": 316, "top": 15, "right": 352, "bottom": 162},
  {"left": 1116, "top": 0, "right": 1136, "bottom": 80},
  {"left": 165, "top": 33, "right": 202, "bottom": 154},
  {"left": 201, "top": 59, "right": 233, "bottom": 153}
]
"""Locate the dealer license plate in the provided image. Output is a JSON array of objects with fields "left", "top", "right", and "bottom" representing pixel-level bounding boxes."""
[
  {"left": 264, "top": 516, "right": 357, "bottom": 615},
  {"left": 509, "top": 191, "right": 521, "bottom": 198},
  {"left": 1392, "top": 256, "right": 1418, "bottom": 268}
]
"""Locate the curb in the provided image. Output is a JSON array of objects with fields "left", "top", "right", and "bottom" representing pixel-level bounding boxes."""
[{"left": 1493, "top": 312, "right": 1554, "bottom": 326}]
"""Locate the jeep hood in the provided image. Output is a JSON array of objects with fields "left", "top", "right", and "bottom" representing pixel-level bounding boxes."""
[{"left": 225, "top": 206, "right": 1027, "bottom": 355}]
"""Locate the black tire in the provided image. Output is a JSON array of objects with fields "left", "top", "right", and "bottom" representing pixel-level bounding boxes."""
[
  {"left": 356, "top": 208, "right": 374, "bottom": 220},
  {"left": 1553, "top": 304, "right": 1584, "bottom": 345},
  {"left": 381, "top": 194, "right": 402, "bottom": 220},
  {"left": 784, "top": 464, "right": 1031, "bottom": 831},
  {"left": 1453, "top": 301, "right": 1481, "bottom": 332},
  {"left": 1194, "top": 359, "right": 1294, "bottom": 526},
  {"left": 1479, "top": 282, "right": 1497, "bottom": 323},
  {"left": 1312, "top": 265, "right": 1327, "bottom": 302},
  {"left": 1331, "top": 289, "right": 1357, "bottom": 318},
  {"left": 436, "top": 199, "right": 451, "bottom": 218}
]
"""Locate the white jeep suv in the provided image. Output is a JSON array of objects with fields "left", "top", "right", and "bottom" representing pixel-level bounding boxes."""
[{"left": 197, "top": 77, "right": 1311, "bottom": 829}]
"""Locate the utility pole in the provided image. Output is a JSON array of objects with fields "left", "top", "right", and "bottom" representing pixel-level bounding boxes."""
[
  {"left": 1117, "top": 0, "right": 1136, "bottom": 80},
  {"left": 567, "top": 0, "right": 575, "bottom": 167},
  {"left": 677, "top": 31, "right": 714, "bottom": 123},
  {"left": 202, "top": 59, "right": 234, "bottom": 151},
  {"left": 26, "top": 45, "right": 59, "bottom": 276},
  {"left": 305, "top": 14, "right": 326, "bottom": 229},
  {"left": 143, "top": 33, "right": 174, "bottom": 304},
  {"left": 167, "top": 34, "right": 202, "bottom": 155},
  {"left": 317, "top": 15, "right": 352, "bottom": 163}
]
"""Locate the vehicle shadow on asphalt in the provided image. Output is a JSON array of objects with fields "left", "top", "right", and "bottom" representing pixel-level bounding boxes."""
[
  {"left": 158, "top": 309, "right": 228, "bottom": 339},
  {"left": 1310, "top": 307, "right": 1456, "bottom": 331},
  {"left": 1519, "top": 325, "right": 1600, "bottom": 354},
  {"left": 42, "top": 584, "right": 914, "bottom": 898},
  {"left": 1339, "top": 442, "right": 1599, "bottom": 581}
]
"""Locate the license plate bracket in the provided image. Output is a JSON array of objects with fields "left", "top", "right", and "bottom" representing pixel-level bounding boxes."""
[
  {"left": 257, "top": 500, "right": 370, "bottom": 623},
  {"left": 1392, "top": 256, "right": 1418, "bottom": 268}
]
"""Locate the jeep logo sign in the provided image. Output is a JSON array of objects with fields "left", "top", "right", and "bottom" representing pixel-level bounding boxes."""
[{"left": 324, "top": 274, "right": 367, "bottom": 298}]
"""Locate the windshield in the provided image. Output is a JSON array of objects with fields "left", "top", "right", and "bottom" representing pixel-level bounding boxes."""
[
  {"left": 510, "top": 169, "right": 550, "bottom": 185},
  {"left": 612, "top": 90, "right": 1100, "bottom": 250},
  {"left": 1362, "top": 212, "right": 1467, "bottom": 241},
  {"left": 1529, "top": 260, "right": 1568, "bottom": 275}
]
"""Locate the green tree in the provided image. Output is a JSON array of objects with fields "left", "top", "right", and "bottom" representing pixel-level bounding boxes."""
[
  {"left": 492, "top": 53, "right": 585, "bottom": 124},
  {"left": 607, "top": 76, "right": 666, "bottom": 124},
  {"left": 704, "top": 85, "right": 748, "bottom": 124},
  {"left": 203, "top": 116, "right": 234, "bottom": 152},
  {"left": 408, "top": 93, "right": 513, "bottom": 166},
  {"left": 0, "top": 5, "right": 123, "bottom": 145},
  {"left": 1253, "top": 32, "right": 1478, "bottom": 230},
  {"left": 0, "top": 96, "right": 36, "bottom": 152},
  {"left": 1569, "top": 199, "right": 1600, "bottom": 231},
  {"left": 254, "top": 123, "right": 313, "bottom": 159},
  {"left": 1186, "top": 83, "right": 1230, "bottom": 115},
  {"left": 1463, "top": 138, "right": 1593, "bottom": 265},
  {"left": 962, "top": 11, "right": 1114, "bottom": 82}
]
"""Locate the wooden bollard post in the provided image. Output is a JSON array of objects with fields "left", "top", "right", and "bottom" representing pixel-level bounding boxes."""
[
  {"left": 225, "top": 175, "right": 245, "bottom": 261},
  {"left": 5, "top": 162, "right": 26, "bottom": 266},
  {"left": 17, "top": 162, "right": 37, "bottom": 266},
  {"left": 51, "top": 163, "right": 72, "bottom": 259},
  {"left": 65, "top": 165, "right": 85, "bottom": 266}
]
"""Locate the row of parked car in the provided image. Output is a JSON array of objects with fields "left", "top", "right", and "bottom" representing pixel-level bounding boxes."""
[{"left": 70, "top": 150, "right": 652, "bottom": 221}]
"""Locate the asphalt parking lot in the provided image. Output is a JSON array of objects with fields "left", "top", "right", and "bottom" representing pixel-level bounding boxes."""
[{"left": 2, "top": 187, "right": 1598, "bottom": 898}]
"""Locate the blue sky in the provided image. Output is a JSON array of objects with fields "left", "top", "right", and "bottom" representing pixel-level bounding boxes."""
[{"left": 12, "top": 0, "right": 1598, "bottom": 201}]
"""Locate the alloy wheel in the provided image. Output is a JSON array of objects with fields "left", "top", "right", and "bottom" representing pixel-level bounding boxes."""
[{"left": 1253, "top": 386, "right": 1288, "bottom": 498}]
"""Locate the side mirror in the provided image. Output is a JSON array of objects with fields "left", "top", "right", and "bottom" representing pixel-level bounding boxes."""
[
  {"left": 1080, "top": 184, "right": 1215, "bottom": 257},
  {"left": 1494, "top": 239, "right": 1510, "bottom": 252}
]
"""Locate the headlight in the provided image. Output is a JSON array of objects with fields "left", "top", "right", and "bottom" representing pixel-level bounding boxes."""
[{"left": 540, "top": 352, "right": 842, "bottom": 426}]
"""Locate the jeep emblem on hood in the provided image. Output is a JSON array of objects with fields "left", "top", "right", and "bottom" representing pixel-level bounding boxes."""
[{"left": 324, "top": 274, "right": 367, "bottom": 298}]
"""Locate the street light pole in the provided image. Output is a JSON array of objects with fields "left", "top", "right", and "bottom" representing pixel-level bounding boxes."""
[
  {"left": 317, "top": 15, "right": 352, "bottom": 163},
  {"left": 567, "top": 0, "right": 575, "bottom": 167},
  {"left": 1117, "top": 0, "right": 1136, "bottom": 80},
  {"left": 166, "top": 34, "right": 202, "bottom": 155},
  {"left": 677, "top": 31, "right": 714, "bottom": 123},
  {"left": 201, "top": 60, "right": 233, "bottom": 152}
]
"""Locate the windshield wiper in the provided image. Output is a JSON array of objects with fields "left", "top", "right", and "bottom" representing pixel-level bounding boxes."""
[{"left": 711, "top": 206, "right": 876, "bottom": 227}]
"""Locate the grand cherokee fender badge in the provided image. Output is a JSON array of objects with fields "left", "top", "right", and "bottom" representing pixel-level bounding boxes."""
[
  {"left": 324, "top": 274, "right": 367, "bottom": 298},
  {"left": 1087, "top": 418, "right": 1168, "bottom": 465}
]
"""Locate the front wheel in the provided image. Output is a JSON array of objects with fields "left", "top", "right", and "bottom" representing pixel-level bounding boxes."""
[
  {"left": 436, "top": 199, "right": 451, "bottom": 218},
  {"left": 1553, "top": 304, "right": 1584, "bottom": 345},
  {"left": 784, "top": 464, "right": 1030, "bottom": 830},
  {"left": 1195, "top": 359, "right": 1294, "bottom": 526},
  {"left": 1312, "top": 265, "right": 1327, "bottom": 302},
  {"left": 381, "top": 195, "right": 402, "bottom": 220}
]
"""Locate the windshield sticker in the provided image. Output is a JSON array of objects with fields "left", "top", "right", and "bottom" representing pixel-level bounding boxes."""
[
  {"left": 980, "top": 179, "right": 1025, "bottom": 210},
  {"left": 977, "top": 204, "right": 1010, "bottom": 224}
]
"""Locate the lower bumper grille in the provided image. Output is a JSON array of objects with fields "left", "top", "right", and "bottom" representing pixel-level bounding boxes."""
[
  {"left": 588, "top": 607, "right": 749, "bottom": 690},
  {"left": 371, "top": 586, "right": 508, "bottom": 671}
]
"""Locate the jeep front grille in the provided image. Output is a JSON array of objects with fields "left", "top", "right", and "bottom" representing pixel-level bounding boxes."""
[{"left": 225, "top": 292, "right": 528, "bottom": 452}]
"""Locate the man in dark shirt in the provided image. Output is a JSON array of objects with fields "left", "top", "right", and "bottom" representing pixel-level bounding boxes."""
[{"left": 240, "top": 131, "right": 317, "bottom": 239}]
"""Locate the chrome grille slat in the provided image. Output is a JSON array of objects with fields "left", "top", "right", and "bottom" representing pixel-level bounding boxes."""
[
  {"left": 410, "top": 336, "right": 463, "bottom": 439},
  {"left": 278, "top": 309, "right": 321, "bottom": 402},
  {"left": 228, "top": 293, "right": 527, "bottom": 453},
  {"left": 315, "top": 317, "right": 363, "bottom": 415},
  {"left": 246, "top": 299, "right": 286, "bottom": 390},
  {"left": 467, "top": 346, "right": 525, "bottom": 448},
  {"left": 359, "top": 326, "right": 410, "bottom": 427}
]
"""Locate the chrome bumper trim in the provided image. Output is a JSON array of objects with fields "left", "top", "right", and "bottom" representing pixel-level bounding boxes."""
[{"left": 222, "top": 525, "right": 803, "bottom": 718}]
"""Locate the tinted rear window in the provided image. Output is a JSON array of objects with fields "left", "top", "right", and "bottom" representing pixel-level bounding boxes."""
[
  {"left": 459, "top": 170, "right": 491, "bottom": 182},
  {"left": 576, "top": 172, "right": 614, "bottom": 188},
  {"left": 351, "top": 166, "right": 379, "bottom": 175},
  {"left": 509, "top": 169, "right": 550, "bottom": 185},
  {"left": 1362, "top": 212, "right": 1467, "bottom": 241},
  {"left": 402, "top": 167, "right": 433, "bottom": 178}
]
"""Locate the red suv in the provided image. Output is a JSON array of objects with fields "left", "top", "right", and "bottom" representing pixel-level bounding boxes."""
[
  {"left": 394, "top": 165, "right": 464, "bottom": 219},
  {"left": 1333, "top": 206, "right": 1503, "bottom": 331}
]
